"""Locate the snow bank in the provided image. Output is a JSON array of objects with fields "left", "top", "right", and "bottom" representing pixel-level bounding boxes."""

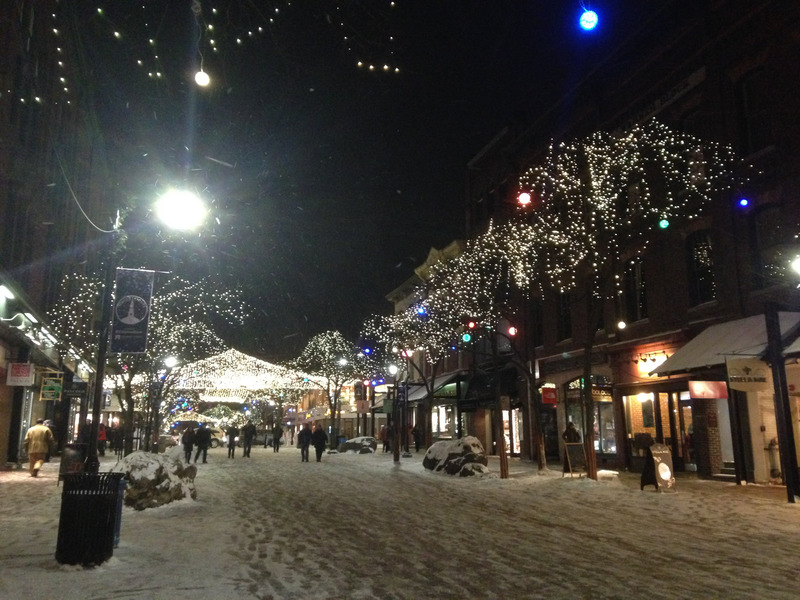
[
  {"left": 422, "top": 435, "right": 491, "bottom": 476},
  {"left": 112, "top": 447, "right": 197, "bottom": 510}
]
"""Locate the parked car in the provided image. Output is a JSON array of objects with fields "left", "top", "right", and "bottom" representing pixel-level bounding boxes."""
[{"left": 206, "top": 426, "right": 225, "bottom": 448}]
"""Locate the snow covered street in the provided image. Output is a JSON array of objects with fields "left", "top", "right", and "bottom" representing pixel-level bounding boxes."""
[{"left": 1, "top": 446, "right": 799, "bottom": 599}]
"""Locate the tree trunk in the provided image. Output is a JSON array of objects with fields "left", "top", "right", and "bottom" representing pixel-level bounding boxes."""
[{"left": 582, "top": 287, "right": 601, "bottom": 481}]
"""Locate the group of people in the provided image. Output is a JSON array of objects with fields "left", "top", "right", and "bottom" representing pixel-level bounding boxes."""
[
  {"left": 179, "top": 421, "right": 330, "bottom": 463},
  {"left": 297, "top": 423, "right": 328, "bottom": 462},
  {"left": 179, "top": 422, "right": 213, "bottom": 463}
]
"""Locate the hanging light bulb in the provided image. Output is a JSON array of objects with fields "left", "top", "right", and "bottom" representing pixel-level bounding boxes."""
[{"left": 195, "top": 70, "right": 210, "bottom": 86}]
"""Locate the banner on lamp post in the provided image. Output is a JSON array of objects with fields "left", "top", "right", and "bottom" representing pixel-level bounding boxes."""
[{"left": 110, "top": 268, "right": 155, "bottom": 354}]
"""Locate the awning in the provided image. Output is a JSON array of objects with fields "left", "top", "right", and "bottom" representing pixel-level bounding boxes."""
[
  {"left": 406, "top": 373, "right": 461, "bottom": 402},
  {"left": 652, "top": 312, "right": 800, "bottom": 376}
]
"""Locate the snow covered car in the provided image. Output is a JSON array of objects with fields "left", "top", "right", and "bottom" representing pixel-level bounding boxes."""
[
  {"left": 338, "top": 436, "right": 378, "bottom": 453},
  {"left": 206, "top": 426, "right": 225, "bottom": 448}
]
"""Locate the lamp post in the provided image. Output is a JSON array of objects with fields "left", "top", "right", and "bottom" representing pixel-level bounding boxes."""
[{"left": 83, "top": 189, "right": 205, "bottom": 473}]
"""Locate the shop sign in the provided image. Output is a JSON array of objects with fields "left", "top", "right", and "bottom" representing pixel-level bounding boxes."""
[
  {"left": 40, "top": 376, "right": 63, "bottom": 402},
  {"left": 641, "top": 443, "right": 676, "bottom": 491},
  {"left": 726, "top": 358, "right": 770, "bottom": 392},
  {"left": 6, "top": 362, "right": 35, "bottom": 386},
  {"left": 688, "top": 380, "right": 728, "bottom": 399},
  {"left": 541, "top": 387, "right": 557, "bottom": 404}
]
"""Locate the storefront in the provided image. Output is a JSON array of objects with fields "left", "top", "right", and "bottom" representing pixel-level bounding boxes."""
[
  {"left": 562, "top": 376, "right": 618, "bottom": 464},
  {"left": 651, "top": 313, "right": 800, "bottom": 484}
]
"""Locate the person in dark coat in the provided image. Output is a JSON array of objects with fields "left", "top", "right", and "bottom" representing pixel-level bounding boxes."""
[
  {"left": 298, "top": 423, "right": 312, "bottom": 462},
  {"left": 272, "top": 424, "right": 283, "bottom": 453},
  {"left": 181, "top": 426, "right": 195, "bottom": 463},
  {"left": 226, "top": 423, "right": 240, "bottom": 458},
  {"left": 241, "top": 420, "right": 256, "bottom": 457},
  {"left": 311, "top": 424, "right": 328, "bottom": 462},
  {"left": 562, "top": 421, "right": 581, "bottom": 443},
  {"left": 411, "top": 424, "right": 423, "bottom": 453},
  {"left": 194, "top": 423, "right": 212, "bottom": 463},
  {"left": 111, "top": 426, "right": 124, "bottom": 458}
]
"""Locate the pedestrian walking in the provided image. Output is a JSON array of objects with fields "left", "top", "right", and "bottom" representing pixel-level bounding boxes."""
[
  {"left": 384, "top": 424, "right": 394, "bottom": 453},
  {"left": 194, "top": 423, "right": 212, "bottom": 463},
  {"left": 379, "top": 425, "right": 388, "bottom": 453},
  {"left": 272, "top": 424, "right": 283, "bottom": 452},
  {"left": 411, "top": 424, "right": 423, "bottom": 453},
  {"left": 24, "top": 418, "right": 55, "bottom": 477},
  {"left": 111, "top": 426, "right": 124, "bottom": 458},
  {"left": 97, "top": 422, "right": 107, "bottom": 456},
  {"left": 298, "top": 423, "right": 312, "bottom": 462},
  {"left": 181, "top": 425, "right": 195, "bottom": 463},
  {"left": 241, "top": 420, "right": 256, "bottom": 457},
  {"left": 226, "top": 423, "right": 240, "bottom": 459},
  {"left": 311, "top": 424, "right": 328, "bottom": 462}
]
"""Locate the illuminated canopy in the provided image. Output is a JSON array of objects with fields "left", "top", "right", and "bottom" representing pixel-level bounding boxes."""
[{"left": 176, "top": 349, "right": 314, "bottom": 403}]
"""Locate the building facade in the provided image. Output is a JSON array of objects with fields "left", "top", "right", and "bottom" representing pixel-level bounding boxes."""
[
  {"left": 1, "top": 2, "right": 107, "bottom": 466},
  {"left": 464, "top": 0, "right": 800, "bottom": 482}
]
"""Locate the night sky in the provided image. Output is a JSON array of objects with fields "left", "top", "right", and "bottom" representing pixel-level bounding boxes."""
[{"left": 78, "top": 1, "right": 640, "bottom": 359}]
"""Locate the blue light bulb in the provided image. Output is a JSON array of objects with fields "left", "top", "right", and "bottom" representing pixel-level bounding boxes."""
[{"left": 579, "top": 9, "right": 599, "bottom": 31}]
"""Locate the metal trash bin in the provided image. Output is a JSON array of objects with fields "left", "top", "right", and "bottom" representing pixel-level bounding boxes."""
[{"left": 55, "top": 472, "right": 126, "bottom": 565}]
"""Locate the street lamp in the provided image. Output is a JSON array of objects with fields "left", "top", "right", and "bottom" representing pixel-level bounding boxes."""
[{"left": 84, "top": 190, "right": 206, "bottom": 473}]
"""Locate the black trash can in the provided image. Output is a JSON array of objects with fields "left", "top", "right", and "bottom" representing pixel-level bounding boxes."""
[{"left": 55, "top": 472, "right": 126, "bottom": 566}]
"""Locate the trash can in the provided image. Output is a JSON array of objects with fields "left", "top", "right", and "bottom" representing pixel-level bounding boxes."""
[{"left": 55, "top": 472, "right": 126, "bottom": 565}]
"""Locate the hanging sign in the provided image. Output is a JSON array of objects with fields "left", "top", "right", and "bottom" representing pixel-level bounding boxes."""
[
  {"left": 541, "top": 387, "right": 558, "bottom": 404},
  {"left": 110, "top": 268, "right": 154, "bottom": 353},
  {"left": 688, "top": 380, "right": 728, "bottom": 399},
  {"left": 6, "top": 362, "right": 35, "bottom": 386},
  {"left": 40, "top": 375, "right": 63, "bottom": 402},
  {"left": 726, "top": 358, "right": 770, "bottom": 392}
]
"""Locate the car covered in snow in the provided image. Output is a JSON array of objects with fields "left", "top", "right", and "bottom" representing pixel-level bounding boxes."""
[{"left": 338, "top": 436, "right": 378, "bottom": 454}]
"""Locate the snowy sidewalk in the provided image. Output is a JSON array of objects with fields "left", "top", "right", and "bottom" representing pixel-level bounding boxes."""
[{"left": 1, "top": 447, "right": 799, "bottom": 599}]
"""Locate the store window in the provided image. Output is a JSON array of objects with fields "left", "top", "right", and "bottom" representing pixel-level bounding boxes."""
[
  {"left": 623, "top": 390, "right": 693, "bottom": 469},
  {"left": 432, "top": 404, "right": 456, "bottom": 439},
  {"left": 564, "top": 378, "right": 616, "bottom": 454}
]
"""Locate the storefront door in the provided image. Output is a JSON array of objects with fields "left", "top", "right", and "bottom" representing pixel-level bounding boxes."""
[{"left": 624, "top": 390, "right": 691, "bottom": 472}]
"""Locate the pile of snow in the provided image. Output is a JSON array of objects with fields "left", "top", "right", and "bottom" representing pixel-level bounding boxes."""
[
  {"left": 112, "top": 447, "right": 197, "bottom": 510},
  {"left": 338, "top": 436, "right": 377, "bottom": 454},
  {"left": 422, "top": 436, "right": 490, "bottom": 476}
]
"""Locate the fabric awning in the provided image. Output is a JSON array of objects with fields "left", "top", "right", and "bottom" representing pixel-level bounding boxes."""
[
  {"left": 652, "top": 312, "right": 800, "bottom": 376},
  {"left": 406, "top": 373, "right": 461, "bottom": 402}
]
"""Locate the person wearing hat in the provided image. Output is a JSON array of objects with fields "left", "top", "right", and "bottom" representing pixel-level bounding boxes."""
[{"left": 24, "top": 418, "right": 55, "bottom": 477}]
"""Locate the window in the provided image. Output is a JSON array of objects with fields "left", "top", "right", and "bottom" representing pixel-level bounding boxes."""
[
  {"left": 749, "top": 204, "right": 785, "bottom": 288},
  {"left": 623, "top": 256, "right": 647, "bottom": 323},
  {"left": 738, "top": 69, "right": 772, "bottom": 155},
  {"left": 685, "top": 230, "right": 716, "bottom": 306},
  {"left": 556, "top": 292, "right": 571, "bottom": 341},
  {"left": 565, "top": 378, "right": 616, "bottom": 454}
]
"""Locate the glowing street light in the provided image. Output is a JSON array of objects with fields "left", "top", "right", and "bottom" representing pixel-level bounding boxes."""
[
  {"left": 195, "top": 70, "right": 210, "bottom": 86},
  {"left": 155, "top": 188, "right": 207, "bottom": 231}
]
